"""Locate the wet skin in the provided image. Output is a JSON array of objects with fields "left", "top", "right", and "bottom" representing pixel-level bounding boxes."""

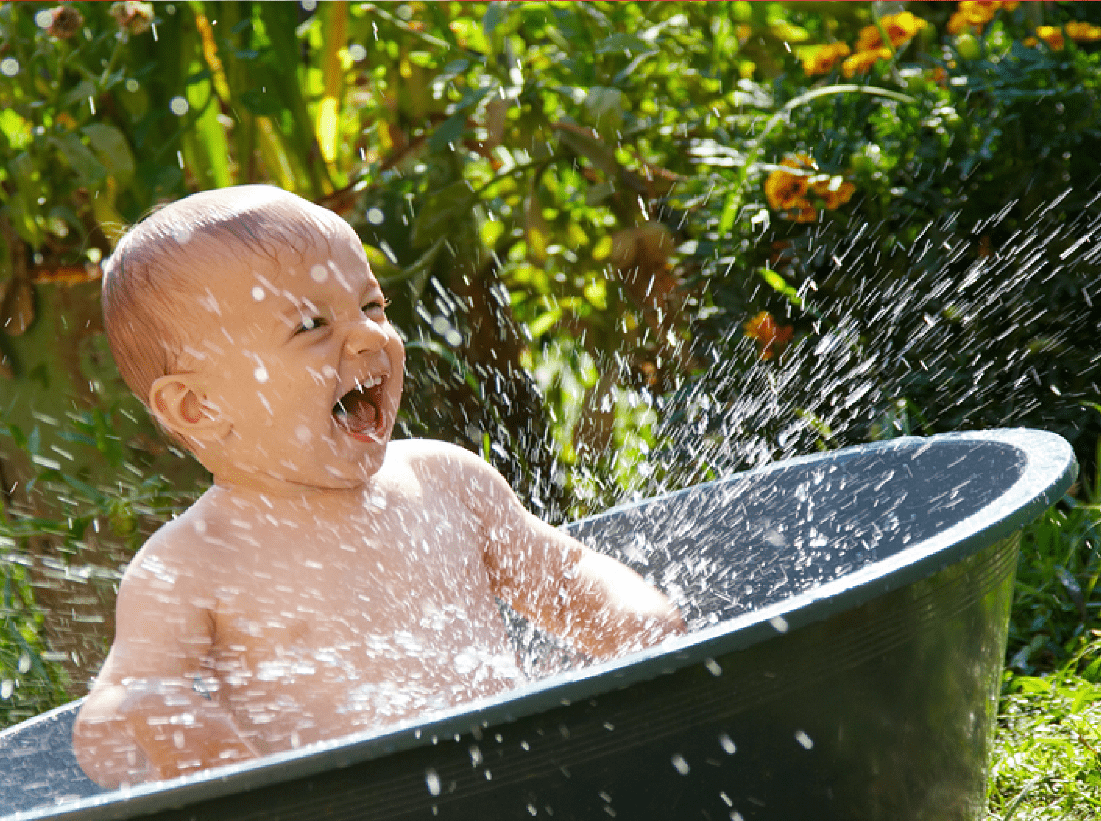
[{"left": 72, "top": 192, "right": 684, "bottom": 788}]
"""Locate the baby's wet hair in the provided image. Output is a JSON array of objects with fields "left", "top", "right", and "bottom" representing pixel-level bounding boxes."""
[{"left": 101, "top": 185, "right": 348, "bottom": 406}]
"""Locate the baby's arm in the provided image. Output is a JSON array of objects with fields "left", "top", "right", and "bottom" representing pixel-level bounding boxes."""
[
  {"left": 72, "top": 536, "right": 257, "bottom": 787},
  {"left": 448, "top": 447, "right": 685, "bottom": 660}
]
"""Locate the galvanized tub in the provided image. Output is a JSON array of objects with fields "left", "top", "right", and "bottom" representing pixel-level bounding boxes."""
[{"left": 0, "top": 428, "right": 1078, "bottom": 821}]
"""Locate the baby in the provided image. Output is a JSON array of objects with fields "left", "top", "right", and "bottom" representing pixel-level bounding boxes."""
[{"left": 72, "top": 185, "right": 683, "bottom": 788}]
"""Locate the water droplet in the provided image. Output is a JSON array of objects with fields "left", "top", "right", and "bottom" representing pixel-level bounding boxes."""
[
  {"left": 425, "top": 768, "right": 441, "bottom": 796},
  {"left": 704, "top": 657, "right": 722, "bottom": 676},
  {"left": 769, "top": 615, "right": 789, "bottom": 633},
  {"left": 366, "top": 207, "right": 385, "bottom": 225},
  {"left": 1, "top": 679, "right": 13, "bottom": 699},
  {"left": 378, "top": 240, "right": 398, "bottom": 264},
  {"left": 1, "top": 57, "right": 19, "bottom": 77},
  {"left": 251, "top": 286, "right": 265, "bottom": 302},
  {"left": 310, "top": 264, "right": 329, "bottom": 283},
  {"left": 169, "top": 96, "right": 189, "bottom": 116},
  {"left": 254, "top": 365, "right": 269, "bottom": 383},
  {"left": 718, "top": 733, "right": 736, "bottom": 755},
  {"left": 670, "top": 753, "right": 690, "bottom": 775},
  {"left": 795, "top": 729, "right": 814, "bottom": 749},
  {"left": 17, "top": 653, "right": 31, "bottom": 674}
]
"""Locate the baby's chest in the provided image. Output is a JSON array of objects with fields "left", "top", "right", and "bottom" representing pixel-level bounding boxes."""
[{"left": 208, "top": 523, "right": 506, "bottom": 670}]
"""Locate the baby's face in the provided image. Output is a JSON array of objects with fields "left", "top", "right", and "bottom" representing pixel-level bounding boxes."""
[{"left": 186, "top": 222, "right": 405, "bottom": 493}]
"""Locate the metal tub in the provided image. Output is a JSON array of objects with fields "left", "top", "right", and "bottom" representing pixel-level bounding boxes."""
[{"left": 1, "top": 429, "right": 1077, "bottom": 821}]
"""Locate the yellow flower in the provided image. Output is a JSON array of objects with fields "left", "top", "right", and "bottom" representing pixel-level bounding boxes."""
[
  {"left": 802, "top": 42, "right": 852, "bottom": 76},
  {"left": 855, "top": 11, "right": 927, "bottom": 52},
  {"left": 1033, "top": 25, "right": 1066, "bottom": 50},
  {"left": 842, "top": 47, "right": 892, "bottom": 78},
  {"left": 745, "top": 311, "right": 795, "bottom": 360},
  {"left": 947, "top": 12, "right": 976, "bottom": 35},
  {"left": 1066, "top": 21, "right": 1101, "bottom": 42}
]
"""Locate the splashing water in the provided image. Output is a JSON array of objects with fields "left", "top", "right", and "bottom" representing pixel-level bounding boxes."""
[
  {"left": 0, "top": 193, "right": 1096, "bottom": 736},
  {"left": 506, "top": 195, "right": 1101, "bottom": 519}
]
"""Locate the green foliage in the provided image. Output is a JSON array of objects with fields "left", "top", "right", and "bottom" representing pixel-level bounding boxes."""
[
  {"left": 989, "top": 650, "right": 1101, "bottom": 819},
  {"left": 0, "top": 542, "right": 69, "bottom": 727},
  {"left": 1009, "top": 453, "right": 1101, "bottom": 675}
]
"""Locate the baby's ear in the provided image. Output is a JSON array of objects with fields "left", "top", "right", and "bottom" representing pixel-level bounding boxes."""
[{"left": 148, "top": 375, "right": 230, "bottom": 443}]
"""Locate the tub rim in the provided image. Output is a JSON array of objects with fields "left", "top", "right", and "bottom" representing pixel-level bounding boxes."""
[{"left": 4, "top": 427, "right": 1078, "bottom": 821}]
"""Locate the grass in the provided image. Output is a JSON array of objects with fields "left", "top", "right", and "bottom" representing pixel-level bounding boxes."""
[
  {"left": 988, "top": 442, "right": 1101, "bottom": 819},
  {"left": 988, "top": 656, "right": 1101, "bottom": 820}
]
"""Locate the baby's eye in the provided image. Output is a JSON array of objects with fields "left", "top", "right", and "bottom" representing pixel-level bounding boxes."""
[
  {"left": 362, "top": 299, "right": 389, "bottom": 316},
  {"left": 295, "top": 316, "right": 327, "bottom": 334}
]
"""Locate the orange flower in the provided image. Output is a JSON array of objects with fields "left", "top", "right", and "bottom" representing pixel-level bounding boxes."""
[
  {"left": 765, "top": 155, "right": 813, "bottom": 209},
  {"left": 764, "top": 155, "right": 818, "bottom": 222},
  {"left": 764, "top": 155, "right": 855, "bottom": 223},
  {"left": 802, "top": 42, "right": 851, "bottom": 76},
  {"left": 842, "top": 47, "right": 892, "bottom": 78},
  {"left": 1066, "top": 21, "right": 1101, "bottom": 42},
  {"left": 949, "top": 2, "right": 1018, "bottom": 34},
  {"left": 854, "top": 11, "right": 927, "bottom": 52},
  {"left": 811, "top": 176, "right": 856, "bottom": 210},
  {"left": 745, "top": 311, "right": 794, "bottom": 360},
  {"left": 1032, "top": 25, "right": 1066, "bottom": 50}
]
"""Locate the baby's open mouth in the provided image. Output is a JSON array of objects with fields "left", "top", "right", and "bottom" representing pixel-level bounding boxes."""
[{"left": 333, "top": 376, "right": 386, "bottom": 439}]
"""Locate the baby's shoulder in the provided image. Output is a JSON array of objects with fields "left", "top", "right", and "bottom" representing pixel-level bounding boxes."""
[
  {"left": 382, "top": 439, "right": 513, "bottom": 511},
  {"left": 384, "top": 438, "right": 489, "bottom": 477},
  {"left": 120, "top": 497, "right": 226, "bottom": 588}
]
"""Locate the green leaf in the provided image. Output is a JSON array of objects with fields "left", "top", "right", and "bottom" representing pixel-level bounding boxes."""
[
  {"left": 82, "top": 124, "right": 136, "bottom": 182},
  {"left": 411, "top": 181, "right": 476, "bottom": 249},
  {"left": 427, "top": 110, "right": 470, "bottom": 154},
  {"left": 759, "top": 267, "right": 803, "bottom": 309},
  {"left": 50, "top": 133, "right": 106, "bottom": 185},
  {"left": 239, "top": 89, "right": 283, "bottom": 117},
  {"left": 60, "top": 80, "right": 96, "bottom": 109},
  {"left": 594, "top": 32, "right": 654, "bottom": 56}
]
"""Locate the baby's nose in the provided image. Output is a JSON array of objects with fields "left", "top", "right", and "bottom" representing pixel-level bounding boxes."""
[{"left": 344, "top": 317, "right": 387, "bottom": 356}]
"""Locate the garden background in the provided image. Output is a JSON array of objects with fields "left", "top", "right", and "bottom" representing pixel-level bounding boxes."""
[{"left": 1, "top": 2, "right": 1099, "bottom": 815}]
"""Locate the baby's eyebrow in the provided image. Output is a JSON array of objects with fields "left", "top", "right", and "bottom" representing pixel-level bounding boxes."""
[{"left": 273, "top": 296, "right": 322, "bottom": 328}]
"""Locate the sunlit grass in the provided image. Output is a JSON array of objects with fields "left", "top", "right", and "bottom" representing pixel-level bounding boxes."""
[
  {"left": 989, "top": 444, "right": 1101, "bottom": 819},
  {"left": 988, "top": 651, "right": 1101, "bottom": 820}
]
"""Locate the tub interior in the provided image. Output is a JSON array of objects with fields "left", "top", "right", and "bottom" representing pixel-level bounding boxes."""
[{"left": 570, "top": 437, "right": 1024, "bottom": 625}]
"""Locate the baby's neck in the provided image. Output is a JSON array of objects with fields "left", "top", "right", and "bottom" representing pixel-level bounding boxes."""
[{"left": 207, "top": 474, "right": 385, "bottom": 513}]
